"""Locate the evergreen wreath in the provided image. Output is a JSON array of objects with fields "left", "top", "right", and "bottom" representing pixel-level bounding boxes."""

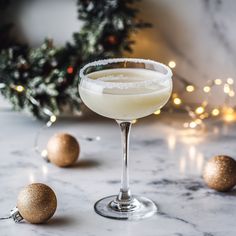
[{"left": 0, "top": 0, "right": 151, "bottom": 118}]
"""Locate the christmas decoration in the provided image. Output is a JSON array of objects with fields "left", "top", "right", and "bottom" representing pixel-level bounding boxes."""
[
  {"left": 0, "top": 0, "right": 151, "bottom": 119},
  {"left": 1, "top": 1, "right": 235, "bottom": 131},
  {"left": 164, "top": 62, "right": 236, "bottom": 129},
  {"left": 203, "top": 155, "right": 236, "bottom": 192},
  {"left": 47, "top": 133, "right": 80, "bottom": 167},
  {"left": 16, "top": 183, "right": 57, "bottom": 224},
  {"left": 148, "top": 59, "right": 236, "bottom": 130},
  {"left": 0, "top": 183, "right": 57, "bottom": 223}
]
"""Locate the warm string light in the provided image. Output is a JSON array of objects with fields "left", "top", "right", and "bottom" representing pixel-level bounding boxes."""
[
  {"left": 227, "top": 78, "right": 234, "bottom": 85},
  {"left": 189, "top": 121, "right": 197, "bottom": 129},
  {"left": 214, "top": 79, "right": 222, "bottom": 85},
  {"left": 41, "top": 149, "right": 48, "bottom": 158},
  {"left": 7, "top": 84, "right": 26, "bottom": 93},
  {"left": 186, "top": 85, "right": 195, "bottom": 92},
  {"left": 10, "top": 84, "right": 59, "bottom": 127},
  {"left": 50, "top": 115, "right": 57, "bottom": 123},
  {"left": 168, "top": 61, "right": 176, "bottom": 69},
  {"left": 172, "top": 93, "right": 182, "bottom": 105},
  {"left": 229, "top": 90, "right": 235, "bottom": 97},
  {"left": 4, "top": 83, "right": 59, "bottom": 159},
  {"left": 173, "top": 97, "right": 182, "bottom": 105},
  {"left": 211, "top": 108, "right": 220, "bottom": 116},
  {"left": 203, "top": 86, "right": 211, "bottom": 93},
  {"left": 222, "top": 107, "right": 236, "bottom": 123},
  {"left": 195, "top": 106, "right": 204, "bottom": 115},
  {"left": 15, "top": 85, "right": 25, "bottom": 92},
  {"left": 154, "top": 109, "right": 161, "bottom": 115},
  {"left": 224, "top": 84, "right": 230, "bottom": 94},
  {"left": 166, "top": 60, "right": 236, "bottom": 128}
]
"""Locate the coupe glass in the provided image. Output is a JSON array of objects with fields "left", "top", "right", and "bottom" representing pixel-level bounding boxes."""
[{"left": 79, "top": 58, "right": 172, "bottom": 220}]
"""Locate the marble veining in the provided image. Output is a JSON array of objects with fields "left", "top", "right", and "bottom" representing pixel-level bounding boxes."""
[
  {"left": 133, "top": 0, "right": 236, "bottom": 107},
  {"left": 203, "top": 0, "right": 236, "bottom": 61},
  {"left": 1, "top": 105, "right": 236, "bottom": 235}
]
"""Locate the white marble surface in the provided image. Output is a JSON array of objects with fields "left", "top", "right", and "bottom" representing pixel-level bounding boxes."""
[{"left": 1, "top": 106, "right": 236, "bottom": 236}]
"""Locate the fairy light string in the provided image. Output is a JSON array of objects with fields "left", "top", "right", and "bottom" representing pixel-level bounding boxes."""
[
  {"left": 1, "top": 60, "right": 236, "bottom": 131},
  {"left": 165, "top": 60, "right": 236, "bottom": 128},
  {"left": 0, "top": 82, "right": 102, "bottom": 161}
]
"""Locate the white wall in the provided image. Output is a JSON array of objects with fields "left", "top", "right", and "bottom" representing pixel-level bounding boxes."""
[
  {"left": 8, "top": 0, "right": 236, "bottom": 105},
  {"left": 13, "top": 0, "right": 81, "bottom": 46},
  {"left": 131, "top": 0, "right": 236, "bottom": 105}
]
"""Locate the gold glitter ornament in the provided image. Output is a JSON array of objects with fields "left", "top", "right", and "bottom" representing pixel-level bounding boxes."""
[
  {"left": 17, "top": 183, "right": 57, "bottom": 224},
  {"left": 47, "top": 133, "right": 80, "bottom": 167},
  {"left": 203, "top": 155, "right": 236, "bottom": 192}
]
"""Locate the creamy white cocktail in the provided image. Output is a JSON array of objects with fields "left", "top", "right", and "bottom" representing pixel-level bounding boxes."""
[{"left": 80, "top": 68, "right": 172, "bottom": 120}]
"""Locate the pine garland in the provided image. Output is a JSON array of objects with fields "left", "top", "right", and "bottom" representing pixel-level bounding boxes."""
[{"left": 0, "top": 0, "right": 151, "bottom": 118}]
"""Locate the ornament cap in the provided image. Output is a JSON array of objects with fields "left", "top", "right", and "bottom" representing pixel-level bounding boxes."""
[
  {"left": 10, "top": 207, "right": 23, "bottom": 223},
  {"left": 42, "top": 155, "right": 50, "bottom": 163}
]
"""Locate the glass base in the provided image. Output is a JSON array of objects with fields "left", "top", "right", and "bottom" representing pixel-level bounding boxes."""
[{"left": 94, "top": 195, "right": 158, "bottom": 220}]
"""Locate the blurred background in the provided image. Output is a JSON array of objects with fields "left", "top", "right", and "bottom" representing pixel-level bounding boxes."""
[
  {"left": 0, "top": 0, "right": 236, "bottom": 123},
  {"left": 1, "top": 0, "right": 236, "bottom": 105}
]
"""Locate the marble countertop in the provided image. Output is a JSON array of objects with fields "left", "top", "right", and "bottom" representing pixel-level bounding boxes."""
[{"left": 1, "top": 106, "right": 236, "bottom": 236}]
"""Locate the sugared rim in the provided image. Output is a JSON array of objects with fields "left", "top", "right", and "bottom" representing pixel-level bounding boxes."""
[{"left": 79, "top": 58, "right": 173, "bottom": 84}]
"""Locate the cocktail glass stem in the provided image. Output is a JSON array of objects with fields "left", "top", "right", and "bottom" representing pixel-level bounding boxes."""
[
  {"left": 94, "top": 119, "right": 158, "bottom": 218},
  {"left": 110, "top": 121, "right": 133, "bottom": 210}
]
